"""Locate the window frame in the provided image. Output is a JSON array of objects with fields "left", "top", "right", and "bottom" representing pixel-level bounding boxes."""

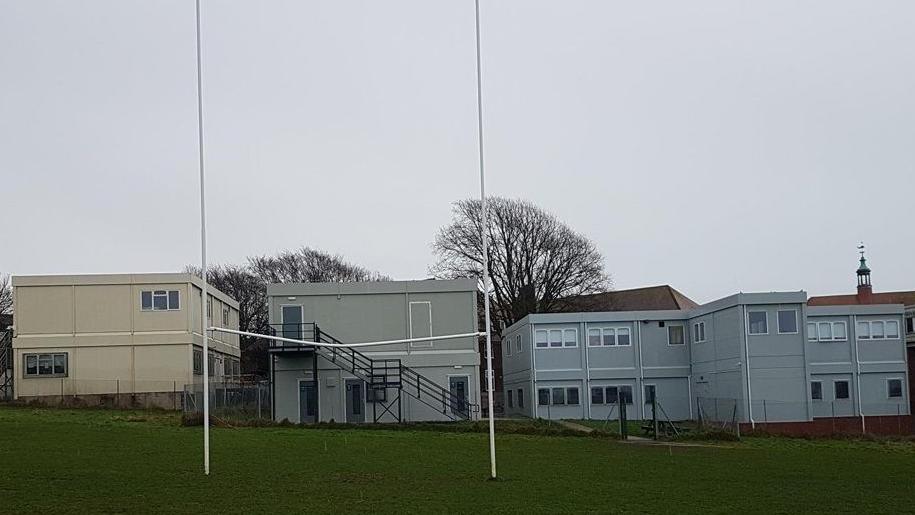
[
  {"left": 747, "top": 311, "right": 768, "bottom": 335},
  {"left": 693, "top": 321, "right": 706, "bottom": 343},
  {"left": 858, "top": 320, "right": 902, "bottom": 341},
  {"left": 23, "top": 352, "right": 68, "bottom": 378},
  {"left": 562, "top": 328, "right": 578, "bottom": 348},
  {"left": 515, "top": 334, "right": 522, "bottom": 355},
  {"left": 551, "top": 387, "right": 566, "bottom": 405},
  {"left": 887, "top": 378, "right": 903, "bottom": 399},
  {"left": 141, "top": 289, "right": 181, "bottom": 311},
  {"left": 193, "top": 349, "right": 203, "bottom": 375},
  {"left": 507, "top": 389, "right": 514, "bottom": 408},
  {"left": 517, "top": 388, "right": 524, "bottom": 408},
  {"left": 537, "top": 388, "right": 550, "bottom": 406},
  {"left": 834, "top": 380, "right": 850, "bottom": 400},
  {"left": 667, "top": 324, "right": 685, "bottom": 346},
  {"left": 777, "top": 309, "right": 798, "bottom": 335},
  {"left": 548, "top": 329, "right": 563, "bottom": 348},
  {"left": 810, "top": 380, "right": 823, "bottom": 401},
  {"left": 600, "top": 384, "right": 634, "bottom": 405},
  {"left": 535, "top": 330, "right": 549, "bottom": 349},
  {"left": 222, "top": 308, "right": 229, "bottom": 326}
]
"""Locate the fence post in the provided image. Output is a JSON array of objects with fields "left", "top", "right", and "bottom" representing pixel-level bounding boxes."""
[
  {"left": 620, "top": 401, "right": 628, "bottom": 440},
  {"left": 763, "top": 399, "right": 767, "bottom": 424},
  {"left": 651, "top": 391, "right": 659, "bottom": 440},
  {"left": 733, "top": 404, "right": 740, "bottom": 439}
]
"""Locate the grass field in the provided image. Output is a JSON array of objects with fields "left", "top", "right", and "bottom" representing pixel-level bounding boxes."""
[{"left": 1, "top": 407, "right": 913, "bottom": 514}]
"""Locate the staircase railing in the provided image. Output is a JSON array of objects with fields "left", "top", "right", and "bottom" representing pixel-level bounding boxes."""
[{"left": 265, "top": 323, "right": 476, "bottom": 421}]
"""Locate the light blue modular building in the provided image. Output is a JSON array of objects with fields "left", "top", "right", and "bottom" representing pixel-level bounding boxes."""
[{"left": 502, "top": 282, "right": 909, "bottom": 429}]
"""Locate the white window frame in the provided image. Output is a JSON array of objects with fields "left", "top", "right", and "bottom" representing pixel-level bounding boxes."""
[
  {"left": 548, "top": 329, "right": 563, "bottom": 348},
  {"left": 588, "top": 327, "right": 602, "bottom": 347},
  {"left": 535, "top": 329, "right": 549, "bottom": 348},
  {"left": 409, "top": 301, "right": 434, "bottom": 348},
  {"left": 806, "top": 322, "right": 817, "bottom": 341},
  {"left": 562, "top": 328, "right": 578, "bottom": 348},
  {"left": 505, "top": 339, "right": 512, "bottom": 357},
  {"left": 817, "top": 321, "right": 833, "bottom": 342},
  {"left": 777, "top": 309, "right": 798, "bottom": 335},
  {"left": 887, "top": 378, "right": 903, "bottom": 399},
  {"left": 858, "top": 320, "right": 902, "bottom": 341},
  {"left": 906, "top": 316, "right": 915, "bottom": 335},
  {"left": 810, "top": 380, "right": 823, "bottom": 401},
  {"left": 141, "top": 289, "right": 180, "bottom": 311},
  {"left": 515, "top": 334, "right": 522, "bottom": 354},
  {"left": 667, "top": 324, "right": 686, "bottom": 346},
  {"left": 222, "top": 307, "right": 229, "bottom": 326},
  {"left": 747, "top": 311, "right": 768, "bottom": 335},
  {"left": 566, "top": 386, "right": 580, "bottom": 405},
  {"left": 693, "top": 321, "right": 706, "bottom": 343},
  {"left": 834, "top": 380, "right": 851, "bottom": 400},
  {"left": 517, "top": 388, "right": 524, "bottom": 408},
  {"left": 615, "top": 327, "right": 631, "bottom": 346}
]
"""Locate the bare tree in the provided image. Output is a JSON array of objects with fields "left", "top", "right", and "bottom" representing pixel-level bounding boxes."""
[
  {"left": 431, "top": 197, "right": 610, "bottom": 328},
  {"left": 186, "top": 265, "right": 270, "bottom": 376},
  {"left": 248, "top": 247, "right": 389, "bottom": 284},
  {"left": 0, "top": 274, "right": 12, "bottom": 315}
]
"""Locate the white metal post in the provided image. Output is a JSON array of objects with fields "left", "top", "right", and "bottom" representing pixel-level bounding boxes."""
[
  {"left": 474, "top": 0, "right": 497, "bottom": 480},
  {"left": 194, "top": 0, "right": 210, "bottom": 476}
]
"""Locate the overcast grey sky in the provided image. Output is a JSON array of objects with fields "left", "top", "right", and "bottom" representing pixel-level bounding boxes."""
[{"left": 2, "top": 0, "right": 913, "bottom": 303}]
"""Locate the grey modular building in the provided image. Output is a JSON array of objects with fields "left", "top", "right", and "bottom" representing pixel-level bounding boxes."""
[
  {"left": 503, "top": 279, "right": 909, "bottom": 429},
  {"left": 267, "top": 279, "right": 481, "bottom": 424}
]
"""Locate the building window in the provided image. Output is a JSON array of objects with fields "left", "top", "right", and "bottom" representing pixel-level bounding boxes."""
[
  {"left": 507, "top": 390, "right": 514, "bottom": 408},
  {"left": 777, "top": 310, "right": 798, "bottom": 334},
  {"left": 667, "top": 325, "right": 685, "bottom": 345},
  {"left": 747, "top": 311, "right": 768, "bottom": 335},
  {"left": 887, "top": 379, "right": 903, "bottom": 399},
  {"left": 602, "top": 328, "right": 615, "bottom": 346},
  {"left": 222, "top": 308, "right": 229, "bottom": 325},
  {"left": 535, "top": 330, "right": 548, "bottom": 348},
  {"left": 193, "top": 349, "right": 203, "bottom": 375},
  {"left": 811, "top": 381, "right": 822, "bottom": 401},
  {"left": 563, "top": 329, "right": 577, "bottom": 348},
  {"left": 834, "top": 380, "right": 850, "bottom": 400},
  {"left": 616, "top": 328, "right": 631, "bottom": 346},
  {"left": 906, "top": 316, "right": 914, "bottom": 335},
  {"left": 806, "top": 322, "right": 817, "bottom": 341},
  {"left": 591, "top": 386, "right": 604, "bottom": 405},
  {"left": 833, "top": 322, "right": 847, "bottom": 341},
  {"left": 588, "top": 328, "right": 602, "bottom": 346},
  {"left": 817, "top": 322, "right": 833, "bottom": 341},
  {"left": 517, "top": 389, "right": 524, "bottom": 408},
  {"left": 858, "top": 320, "right": 901, "bottom": 340},
  {"left": 693, "top": 322, "right": 706, "bottom": 343},
  {"left": 141, "top": 290, "right": 180, "bottom": 311},
  {"left": 538, "top": 388, "right": 550, "bottom": 406},
  {"left": 23, "top": 353, "right": 68, "bottom": 378},
  {"left": 505, "top": 340, "right": 512, "bottom": 357},
  {"left": 516, "top": 334, "right": 522, "bottom": 354},
  {"left": 605, "top": 385, "right": 634, "bottom": 404},
  {"left": 551, "top": 387, "right": 566, "bottom": 405},
  {"left": 549, "top": 330, "right": 563, "bottom": 348},
  {"left": 567, "top": 387, "right": 580, "bottom": 405},
  {"left": 206, "top": 299, "right": 212, "bottom": 320}
]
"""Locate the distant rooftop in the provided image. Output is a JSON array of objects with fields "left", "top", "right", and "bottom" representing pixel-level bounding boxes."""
[
  {"left": 808, "top": 291, "right": 915, "bottom": 307},
  {"left": 558, "top": 285, "right": 699, "bottom": 313}
]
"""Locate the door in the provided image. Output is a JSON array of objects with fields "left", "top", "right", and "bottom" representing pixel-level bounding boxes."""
[
  {"left": 643, "top": 384, "right": 657, "bottom": 420},
  {"left": 345, "top": 379, "right": 365, "bottom": 423},
  {"left": 282, "top": 305, "right": 303, "bottom": 341},
  {"left": 449, "top": 376, "right": 470, "bottom": 419},
  {"left": 298, "top": 380, "right": 317, "bottom": 423}
]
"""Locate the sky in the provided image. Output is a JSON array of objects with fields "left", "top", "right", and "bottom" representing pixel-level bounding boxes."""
[{"left": 1, "top": 0, "right": 913, "bottom": 304}]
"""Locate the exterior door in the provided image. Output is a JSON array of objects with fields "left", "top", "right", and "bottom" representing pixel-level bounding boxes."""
[
  {"left": 299, "top": 380, "right": 317, "bottom": 423},
  {"left": 449, "top": 376, "right": 470, "bottom": 419},
  {"left": 282, "top": 305, "right": 303, "bottom": 340},
  {"left": 345, "top": 379, "right": 365, "bottom": 423},
  {"left": 644, "top": 384, "right": 657, "bottom": 420}
]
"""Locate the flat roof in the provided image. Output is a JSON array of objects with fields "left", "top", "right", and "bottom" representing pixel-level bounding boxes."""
[
  {"left": 267, "top": 278, "right": 477, "bottom": 297},
  {"left": 12, "top": 273, "right": 239, "bottom": 309}
]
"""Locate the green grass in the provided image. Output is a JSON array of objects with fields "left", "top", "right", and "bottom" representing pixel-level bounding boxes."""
[{"left": 1, "top": 406, "right": 913, "bottom": 514}]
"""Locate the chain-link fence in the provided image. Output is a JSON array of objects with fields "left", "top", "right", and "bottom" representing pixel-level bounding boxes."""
[
  {"left": 182, "top": 380, "right": 271, "bottom": 421},
  {"left": 696, "top": 397, "right": 741, "bottom": 436}
]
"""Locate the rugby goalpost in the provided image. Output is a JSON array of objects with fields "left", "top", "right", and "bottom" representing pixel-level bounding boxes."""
[{"left": 194, "top": 0, "right": 499, "bottom": 478}]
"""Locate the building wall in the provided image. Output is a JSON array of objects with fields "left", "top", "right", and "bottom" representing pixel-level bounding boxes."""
[
  {"left": 268, "top": 280, "right": 481, "bottom": 423},
  {"left": 502, "top": 292, "right": 909, "bottom": 427},
  {"left": 11, "top": 274, "right": 240, "bottom": 398}
]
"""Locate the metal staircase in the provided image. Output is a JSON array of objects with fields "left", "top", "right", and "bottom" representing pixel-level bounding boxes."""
[
  {"left": 268, "top": 323, "right": 477, "bottom": 422},
  {"left": 0, "top": 329, "right": 12, "bottom": 401}
]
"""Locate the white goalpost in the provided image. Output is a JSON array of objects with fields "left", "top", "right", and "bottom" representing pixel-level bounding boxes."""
[{"left": 194, "top": 0, "right": 498, "bottom": 479}]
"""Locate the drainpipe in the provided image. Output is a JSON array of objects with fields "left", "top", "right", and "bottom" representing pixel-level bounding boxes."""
[
  {"left": 636, "top": 321, "right": 645, "bottom": 419},
  {"left": 530, "top": 322, "right": 536, "bottom": 418},
  {"left": 852, "top": 314, "right": 865, "bottom": 433},
  {"left": 742, "top": 305, "right": 755, "bottom": 429}
]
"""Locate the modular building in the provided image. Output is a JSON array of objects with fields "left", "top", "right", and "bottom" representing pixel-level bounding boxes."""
[
  {"left": 504, "top": 281, "right": 909, "bottom": 433},
  {"left": 267, "top": 279, "right": 481, "bottom": 424},
  {"left": 9, "top": 273, "right": 240, "bottom": 407}
]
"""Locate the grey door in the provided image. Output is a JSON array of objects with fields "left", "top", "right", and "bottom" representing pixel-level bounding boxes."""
[
  {"left": 299, "top": 381, "right": 317, "bottom": 423},
  {"left": 282, "top": 305, "right": 303, "bottom": 340},
  {"left": 449, "top": 376, "right": 470, "bottom": 419},
  {"left": 345, "top": 379, "right": 365, "bottom": 423}
]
